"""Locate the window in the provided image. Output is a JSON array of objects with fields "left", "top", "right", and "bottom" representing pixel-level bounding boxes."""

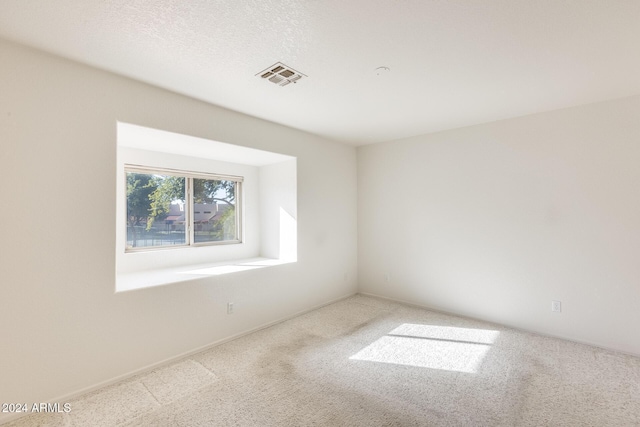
[
  {"left": 116, "top": 122, "right": 297, "bottom": 291},
  {"left": 125, "top": 165, "right": 242, "bottom": 251}
]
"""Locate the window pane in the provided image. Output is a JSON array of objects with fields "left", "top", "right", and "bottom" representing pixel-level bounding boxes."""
[
  {"left": 126, "top": 173, "right": 186, "bottom": 249},
  {"left": 193, "top": 178, "right": 237, "bottom": 243}
]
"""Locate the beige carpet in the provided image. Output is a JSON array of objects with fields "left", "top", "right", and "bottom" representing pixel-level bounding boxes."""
[{"left": 7, "top": 294, "right": 640, "bottom": 426}]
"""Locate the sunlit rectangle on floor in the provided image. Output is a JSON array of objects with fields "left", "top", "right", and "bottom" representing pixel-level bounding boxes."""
[
  {"left": 390, "top": 324, "right": 499, "bottom": 344},
  {"left": 350, "top": 324, "right": 499, "bottom": 373}
]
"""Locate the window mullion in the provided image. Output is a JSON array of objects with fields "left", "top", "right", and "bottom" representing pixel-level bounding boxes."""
[
  {"left": 236, "top": 182, "right": 242, "bottom": 242},
  {"left": 187, "top": 177, "right": 194, "bottom": 246}
]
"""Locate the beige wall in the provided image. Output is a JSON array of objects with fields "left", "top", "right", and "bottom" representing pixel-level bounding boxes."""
[
  {"left": 358, "top": 95, "right": 640, "bottom": 355},
  {"left": 0, "top": 39, "right": 358, "bottom": 410}
]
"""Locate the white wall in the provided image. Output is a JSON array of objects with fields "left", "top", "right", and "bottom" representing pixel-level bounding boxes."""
[
  {"left": 259, "top": 160, "right": 298, "bottom": 260},
  {"left": 358, "top": 95, "right": 640, "bottom": 355},
  {"left": 0, "top": 38, "right": 357, "bottom": 411}
]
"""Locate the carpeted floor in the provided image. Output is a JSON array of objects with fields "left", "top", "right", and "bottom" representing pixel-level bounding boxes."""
[{"left": 7, "top": 294, "right": 640, "bottom": 426}]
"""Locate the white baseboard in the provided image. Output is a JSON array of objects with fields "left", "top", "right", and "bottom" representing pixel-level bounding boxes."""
[
  {"left": 0, "top": 292, "right": 356, "bottom": 426},
  {"left": 357, "top": 291, "right": 640, "bottom": 359}
]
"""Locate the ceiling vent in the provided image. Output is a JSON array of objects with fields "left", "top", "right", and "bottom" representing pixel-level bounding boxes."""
[{"left": 256, "top": 62, "right": 306, "bottom": 87}]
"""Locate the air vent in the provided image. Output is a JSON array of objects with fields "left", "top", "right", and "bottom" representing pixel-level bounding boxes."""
[{"left": 256, "top": 62, "right": 306, "bottom": 87}]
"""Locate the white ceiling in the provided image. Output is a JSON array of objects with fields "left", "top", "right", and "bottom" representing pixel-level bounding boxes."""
[{"left": 1, "top": 0, "right": 638, "bottom": 145}]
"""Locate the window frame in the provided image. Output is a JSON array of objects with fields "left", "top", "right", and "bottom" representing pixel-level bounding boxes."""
[{"left": 124, "top": 164, "right": 243, "bottom": 252}]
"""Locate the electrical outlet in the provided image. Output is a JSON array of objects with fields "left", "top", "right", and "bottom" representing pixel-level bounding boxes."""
[
  {"left": 551, "top": 300, "right": 561, "bottom": 313},
  {"left": 227, "top": 302, "right": 234, "bottom": 314}
]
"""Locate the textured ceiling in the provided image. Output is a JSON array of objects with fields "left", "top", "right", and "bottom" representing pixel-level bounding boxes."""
[{"left": 0, "top": 0, "right": 639, "bottom": 145}]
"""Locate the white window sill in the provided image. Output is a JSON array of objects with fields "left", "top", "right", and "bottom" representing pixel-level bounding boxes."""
[{"left": 116, "top": 257, "right": 294, "bottom": 293}]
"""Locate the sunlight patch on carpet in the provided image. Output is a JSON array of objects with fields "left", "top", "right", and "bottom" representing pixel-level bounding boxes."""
[{"left": 349, "top": 324, "right": 500, "bottom": 373}]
